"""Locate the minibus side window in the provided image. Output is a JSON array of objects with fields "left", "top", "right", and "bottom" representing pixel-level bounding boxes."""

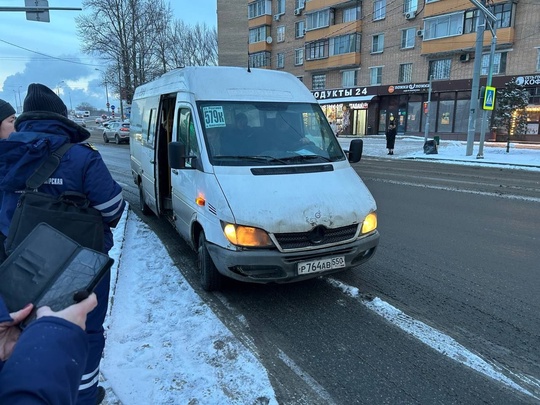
[{"left": 177, "top": 108, "right": 200, "bottom": 168}]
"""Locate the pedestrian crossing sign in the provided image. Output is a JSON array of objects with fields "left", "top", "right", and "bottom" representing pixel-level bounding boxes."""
[{"left": 483, "top": 86, "right": 496, "bottom": 110}]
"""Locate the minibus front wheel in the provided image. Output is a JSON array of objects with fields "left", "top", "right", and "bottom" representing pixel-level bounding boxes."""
[{"left": 198, "top": 232, "right": 223, "bottom": 292}]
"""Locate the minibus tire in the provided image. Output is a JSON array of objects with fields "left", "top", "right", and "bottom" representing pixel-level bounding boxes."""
[
  {"left": 198, "top": 232, "right": 223, "bottom": 292},
  {"left": 138, "top": 184, "right": 151, "bottom": 215}
]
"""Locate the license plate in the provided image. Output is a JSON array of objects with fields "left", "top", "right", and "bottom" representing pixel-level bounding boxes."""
[{"left": 297, "top": 256, "right": 346, "bottom": 275}]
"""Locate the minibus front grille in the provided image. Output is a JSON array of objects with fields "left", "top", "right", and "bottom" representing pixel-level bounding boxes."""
[{"left": 273, "top": 224, "right": 359, "bottom": 250}]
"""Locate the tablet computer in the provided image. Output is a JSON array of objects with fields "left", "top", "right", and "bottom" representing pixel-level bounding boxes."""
[{"left": 0, "top": 223, "right": 113, "bottom": 323}]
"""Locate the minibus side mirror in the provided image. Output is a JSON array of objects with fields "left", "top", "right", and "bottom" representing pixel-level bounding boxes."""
[
  {"left": 169, "top": 141, "right": 187, "bottom": 169},
  {"left": 348, "top": 139, "right": 363, "bottom": 163}
]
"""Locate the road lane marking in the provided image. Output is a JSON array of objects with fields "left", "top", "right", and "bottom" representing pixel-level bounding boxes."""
[
  {"left": 365, "top": 178, "right": 540, "bottom": 203},
  {"left": 327, "top": 278, "right": 540, "bottom": 399}
]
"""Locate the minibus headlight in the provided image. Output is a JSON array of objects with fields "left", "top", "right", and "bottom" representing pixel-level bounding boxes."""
[
  {"left": 361, "top": 212, "right": 377, "bottom": 234},
  {"left": 222, "top": 223, "right": 273, "bottom": 247}
]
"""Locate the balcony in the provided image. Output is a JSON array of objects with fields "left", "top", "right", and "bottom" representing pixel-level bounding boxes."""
[
  {"left": 305, "top": 20, "right": 361, "bottom": 42},
  {"left": 420, "top": 27, "right": 514, "bottom": 55},
  {"left": 305, "top": 52, "right": 361, "bottom": 72},
  {"left": 305, "top": 0, "right": 359, "bottom": 11}
]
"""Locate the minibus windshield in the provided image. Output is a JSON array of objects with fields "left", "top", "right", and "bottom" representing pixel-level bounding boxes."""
[{"left": 197, "top": 101, "right": 345, "bottom": 166}]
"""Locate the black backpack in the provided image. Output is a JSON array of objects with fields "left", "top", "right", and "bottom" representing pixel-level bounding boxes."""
[{"left": 4, "top": 143, "right": 104, "bottom": 256}]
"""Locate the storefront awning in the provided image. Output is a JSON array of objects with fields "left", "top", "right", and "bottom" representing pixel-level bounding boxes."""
[{"left": 317, "top": 95, "right": 375, "bottom": 104}]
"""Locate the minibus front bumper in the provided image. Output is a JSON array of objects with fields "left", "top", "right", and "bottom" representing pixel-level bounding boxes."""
[{"left": 206, "top": 231, "right": 379, "bottom": 284}]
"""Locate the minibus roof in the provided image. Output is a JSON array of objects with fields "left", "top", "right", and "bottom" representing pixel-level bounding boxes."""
[{"left": 133, "top": 66, "right": 316, "bottom": 103}]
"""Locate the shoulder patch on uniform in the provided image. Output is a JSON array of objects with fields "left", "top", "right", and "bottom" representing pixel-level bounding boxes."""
[{"left": 82, "top": 142, "right": 98, "bottom": 151}]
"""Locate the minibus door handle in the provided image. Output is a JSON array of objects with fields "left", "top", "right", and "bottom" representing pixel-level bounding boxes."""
[{"left": 172, "top": 169, "right": 178, "bottom": 175}]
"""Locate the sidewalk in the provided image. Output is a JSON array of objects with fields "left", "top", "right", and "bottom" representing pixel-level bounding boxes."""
[{"left": 337, "top": 135, "right": 540, "bottom": 170}]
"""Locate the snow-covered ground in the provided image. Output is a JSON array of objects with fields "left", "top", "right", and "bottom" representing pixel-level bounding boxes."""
[{"left": 100, "top": 136, "right": 539, "bottom": 404}]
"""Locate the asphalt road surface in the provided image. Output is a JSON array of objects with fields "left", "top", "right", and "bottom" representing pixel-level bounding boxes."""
[{"left": 91, "top": 126, "right": 540, "bottom": 404}]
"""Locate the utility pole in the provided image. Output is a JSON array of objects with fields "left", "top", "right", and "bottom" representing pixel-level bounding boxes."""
[
  {"left": 465, "top": 9, "right": 485, "bottom": 156},
  {"left": 118, "top": 63, "right": 124, "bottom": 120},
  {"left": 466, "top": 0, "right": 497, "bottom": 156},
  {"left": 424, "top": 75, "right": 433, "bottom": 143},
  {"left": 477, "top": 15, "right": 498, "bottom": 158}
]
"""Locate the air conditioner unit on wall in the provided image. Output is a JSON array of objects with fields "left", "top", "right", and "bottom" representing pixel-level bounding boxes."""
[
  {"left": 294, "top": 8, "right": 302, "bottom": 16},
  {"left": 405, "top": 11, "right": 416, "bottom": 20},
  {"left": 459, "top": 53, "right": 470, "bottom": 62},
  {"left": 416, "top": 29, "right": 424, "bottom": 37},
  {"left": 273, "top": 14, "right": 280, "bottom": 21}
]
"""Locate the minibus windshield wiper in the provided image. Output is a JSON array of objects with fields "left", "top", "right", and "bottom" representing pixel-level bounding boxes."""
[
  {"left": 213, "top": 155, "right": 288, "bottom": 164},
  {"left": 280, "top": 154, "right": 332, "bottom": 163}
]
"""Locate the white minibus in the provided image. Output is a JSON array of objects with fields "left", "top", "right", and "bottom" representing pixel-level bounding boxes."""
[{"left": 130, "top": 66, "right": 379, "bottom": 291}]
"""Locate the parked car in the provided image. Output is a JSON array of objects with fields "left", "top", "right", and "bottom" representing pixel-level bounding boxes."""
[
  {"left": 95, "top": 117, "right": 103, "bottom": 124},
  {"left": 103, "top": 121, "right": 130, "bottom": 144},
  {"left": 73, "top": 118, "right": 86, "bottom": 128}
]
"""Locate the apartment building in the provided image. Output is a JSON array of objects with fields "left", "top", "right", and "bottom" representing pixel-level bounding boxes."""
[{"left": 219, "top": 0, "right": 540, "bottom": 140}]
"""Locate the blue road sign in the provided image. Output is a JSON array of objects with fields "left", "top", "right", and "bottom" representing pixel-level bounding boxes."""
[
  {"left": 110, "top": 105, "right": 115, "bottom": 110},
  {"left": 483, "top": 87, "right": 496, "bottom": 111}
]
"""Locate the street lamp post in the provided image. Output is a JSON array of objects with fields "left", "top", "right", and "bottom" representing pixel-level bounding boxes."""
[
  {"left": 95, "top": 68, "right": 110, "bottom": 114},
  {"left": 117, "top": 63, "right": 124, "bottom": 120},
  {"left": 56, "top": 80, "right": 65, "bottom": 95},
  {"left": 17, "top": 86, "right": 22, "bottom": 113}
]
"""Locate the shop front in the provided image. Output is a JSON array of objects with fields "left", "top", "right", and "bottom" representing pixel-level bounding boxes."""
[
  {"left": 313, "top": 75, "right": 540, "bottom": 141},
  {"left": 311, "top": 88, "right": 375, "bottom": 136}
]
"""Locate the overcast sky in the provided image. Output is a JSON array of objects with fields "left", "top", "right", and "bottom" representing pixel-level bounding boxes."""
[{"left": 0, "top": 0, "right": 217, "bottom": 113}]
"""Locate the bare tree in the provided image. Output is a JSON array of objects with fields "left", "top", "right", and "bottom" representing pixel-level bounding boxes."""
[{"left": 77, "top": 0, "right": 217, "bottom": 101}]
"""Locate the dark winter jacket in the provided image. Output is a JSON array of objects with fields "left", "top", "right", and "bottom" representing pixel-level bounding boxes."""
[
  {"left": 0, "top": 297, "right": 88, "bottom": 404},
  {"left": 0, "top": 112, "right": 125, "bottom": 253},
  {"left": 386, "top": 124, "right": 397, "bottom": 149}
]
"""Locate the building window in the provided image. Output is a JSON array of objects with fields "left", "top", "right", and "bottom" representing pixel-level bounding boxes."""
[
  {"left": 248, "top": 0, "right": 271, "bottom": 19},
  {"left": 306, "top": 9, "right": 332, "bottom": 31},
  {"left": 429, "top": 59, "right": 451, "bottom": 79},
  {"left": 249, "top": 51, "right": 271, "bottom": 68},
  {"left": 276, "top": 0, "right": 285, "bottom": 14},
  {"left": 481, "top": 52, "right": 507, "bottom": 75},
  {"left": 424, "top": 13, "right": 464, "bottom": 40},
  {"left": 312, "top": 74, "right": 326, "bottom": 90},
  {"left": 464, "top": 9, "right": 478, "bottom": 34},
  {"left": 330, "top": 33, "right": 360, "bottom": 56},
  {"left": 343, "top": 6, "right": 360, "bottom": 22},
  {"left": 306, "top": 40, "right": 328, "bottom": 60},
  {"left": 295, "top": 0, "right": 306, "bottom": 9},
  {"left": 277, "top": 53, "right": 285, "bottom": 69},
  {"left": 249, "top": 26, "right": 270, "bottom": 44},
  {"left": 401, "top": 28, "right": 415, "bottom": 49},
  {"left": 371, "top": 34, "right": 384, "bottom": 53},
  {"left": 370, "top": 67, "right": 383, "bottom": 85},
  {"left": 399, "top": 63, "right": 413, "bottom": 83},
  {"left": 404, "top": 0, "right": 418, "bottom": 14},
  {"left": 277, "top": 26, "right": 285, "bottom": 42},
  {"left": 295, "top": 48, "right": 304, "bottom": 66},
  {"left": 373, "top": 0, "right": 386, "bottom": 20},
  {"left": 295, "top": 20, "right": 305, "bottom": 38},
  {"left": 342, "top": 70, "right": 357, "bottom": 87},
  {"left": 492, "top": 2, "right": 512, "bottom": 28},
  {"left": 464, "top": 3, "right": 512, "bottom": 33}
]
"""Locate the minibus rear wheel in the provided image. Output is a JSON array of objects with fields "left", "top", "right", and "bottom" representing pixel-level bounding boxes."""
[{"left": 198, "top": 232, "right": 223, "bottom": 292}]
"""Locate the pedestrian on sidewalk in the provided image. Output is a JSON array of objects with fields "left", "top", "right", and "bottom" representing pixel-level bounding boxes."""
[{"left": 386, "top": 118, "right": 397, "bottom": 155}]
